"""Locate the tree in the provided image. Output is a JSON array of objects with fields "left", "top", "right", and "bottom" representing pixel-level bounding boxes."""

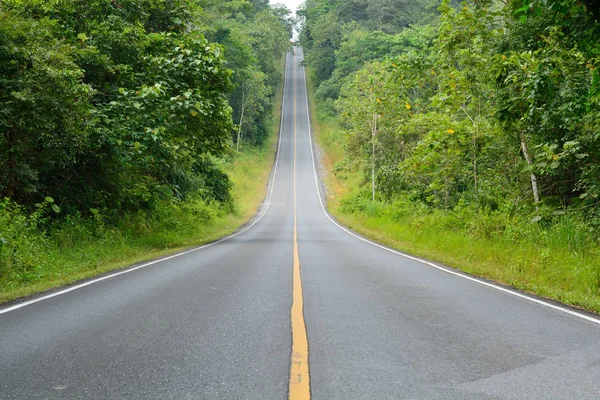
[
  {"left": 0, "top": 0, "right": 292, "bottom": 215},
  {"left": 337, "top": 62, "right": 404, "bottom": 200},
  {"left": 235, "top": 67, "right": 270, "bottom": 151},
  {"left": 0, "top": 12, "right": 92, "bottom": 204},
  {"left": 302, "top": 11, "right": 342, "bottom": 85}
]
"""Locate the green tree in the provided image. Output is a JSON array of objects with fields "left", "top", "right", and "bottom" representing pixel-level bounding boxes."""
[{"left": 0, "top": 12, "right": 92, "bottom": 204}]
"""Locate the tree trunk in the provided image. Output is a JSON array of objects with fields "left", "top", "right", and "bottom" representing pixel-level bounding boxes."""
[
  {"left": 236, "top": 83, "right": 247, "bottom": 153},
  {"left": 461, "top": 104, "right": 479, "bottom": 196},
  {"left": 520, "top": 132, "right": 540, "bottom": 205},
  {"left": 371, "top": 112, "right": 377, "bottom": 202},
  {"left": 236, "top": 107, "right": 245, "bottom": 152}
]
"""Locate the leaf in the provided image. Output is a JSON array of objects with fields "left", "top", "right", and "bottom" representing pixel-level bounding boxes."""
[
  {"left": 563, "top": 141, "right": 578, "bottom": 149},
  {"left": 51, "top": 204, "right": 61, "bottom": 213},
  {"left": 190, "top": 110, "right": 198, "bottom": 117},
  {"left": 514, "top": 4, "right": 530, "bottom": 15},
  {"left": 530, "top": 216, "right": 543, "bottom": 223},
  {"left": 77, "top": 33, "right": 88, "bottom": 42},
  {"left": 44, "top": 196, "right": 54, "bottom": 203}
]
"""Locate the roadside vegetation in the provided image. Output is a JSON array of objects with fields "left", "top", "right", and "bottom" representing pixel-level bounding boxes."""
[
  {"left": 0, "top": 0, "right": 291, "bottom": 303},
  {"left": 301, "top": 0, "right": 600, "bottom": 312}
]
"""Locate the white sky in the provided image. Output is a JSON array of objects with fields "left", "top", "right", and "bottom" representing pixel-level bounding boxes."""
[
  {"left": 271, "top": 0, "right": 304, "bottom": 15},
  {"left": 271, "top": 0, "right": 303, "bottom": 39}
]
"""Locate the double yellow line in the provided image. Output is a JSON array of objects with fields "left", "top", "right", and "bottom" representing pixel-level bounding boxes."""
[{"left": 288, "top": 53, "right": 311, "bottom": 400}]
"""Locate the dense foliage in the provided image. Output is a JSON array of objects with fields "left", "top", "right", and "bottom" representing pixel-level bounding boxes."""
[
  {"left": 302, "top": 0, "right": 600, "bottom": 223},
  {"left": 0, "top": 0, "right": 290, "bottom": 285},
  {"left": 0, "top": 0, "right": 290, "bottom": 214}
]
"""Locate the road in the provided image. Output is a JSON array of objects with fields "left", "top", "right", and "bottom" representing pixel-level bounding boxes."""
[{"left": 2, "top": 48, "right": 600, "bottom": 399}]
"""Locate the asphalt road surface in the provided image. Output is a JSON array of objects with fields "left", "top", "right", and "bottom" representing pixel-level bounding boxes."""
[{"left": 2, "top": 49, "right": 600, "bottom": 400}]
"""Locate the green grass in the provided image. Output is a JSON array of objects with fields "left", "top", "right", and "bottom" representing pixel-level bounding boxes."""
[
  {"left": 306, "top": 69, "right": 600, "bottom": 314},
  {"left": 0, "top": 75, "right": 283, "bottom": 305}
]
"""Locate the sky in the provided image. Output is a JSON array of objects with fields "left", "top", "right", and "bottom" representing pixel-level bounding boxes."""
[
  {"left": 272, "top": 0, "right": 303, "bottom": 39},
  {"left": 272, "top": 0, "right": 303, "bottom": 15}
]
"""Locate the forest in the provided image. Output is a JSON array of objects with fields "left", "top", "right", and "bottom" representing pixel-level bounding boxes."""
[
  {"left": 0, "top": 0, "right": 291, "bottom": 299},
  {"left": 301, "top": 0, "right": 600, "bottom": 310}
]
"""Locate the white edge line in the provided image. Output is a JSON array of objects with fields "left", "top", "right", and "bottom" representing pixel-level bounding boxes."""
[
  {"left": 300, "top": 59, "right": 600, "bottom": 327},
  {"left": 0, "top": 53, "right": 292, "bottom": 316}
]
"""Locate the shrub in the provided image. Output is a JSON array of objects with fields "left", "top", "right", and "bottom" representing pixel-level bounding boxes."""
[{"left": 0, "top": 199, "right": 50, "bottom": 283}]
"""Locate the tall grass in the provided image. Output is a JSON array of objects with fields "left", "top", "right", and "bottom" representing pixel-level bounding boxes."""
[{"left": 0, "top": 197, "right": 226, "bottom": 293}]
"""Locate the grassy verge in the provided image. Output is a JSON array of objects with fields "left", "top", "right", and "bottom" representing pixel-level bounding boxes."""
[
  {"left": 0, "top": 76, "right": 283, "bottom": 305},
  {"left": 306, "top": 69, "right": 600, "bottom": 314}
]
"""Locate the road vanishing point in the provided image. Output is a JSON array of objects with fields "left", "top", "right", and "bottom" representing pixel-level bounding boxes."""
[{"left": 2, "top": 48, "right": 600, "bottom": 400}]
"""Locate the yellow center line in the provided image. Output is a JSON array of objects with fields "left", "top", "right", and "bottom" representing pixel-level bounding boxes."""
[{"left": 289, "top": 53, "right": 311, "bottom": 400}]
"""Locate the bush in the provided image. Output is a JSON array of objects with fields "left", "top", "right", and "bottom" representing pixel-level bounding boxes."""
[{"left": 0, "top": 200, "right": 50, "bottom": 283}]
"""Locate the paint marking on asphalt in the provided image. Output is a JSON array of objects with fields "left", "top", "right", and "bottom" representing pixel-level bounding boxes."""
[
  {"left": 289, "top": 52, "right": 311, "bottom": 400},
  {"left": 299, "top": 52, "right": 600, "bottom": 327},
  {"left": 0, "top": 53, "right": 292, "bottom": 316}
]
